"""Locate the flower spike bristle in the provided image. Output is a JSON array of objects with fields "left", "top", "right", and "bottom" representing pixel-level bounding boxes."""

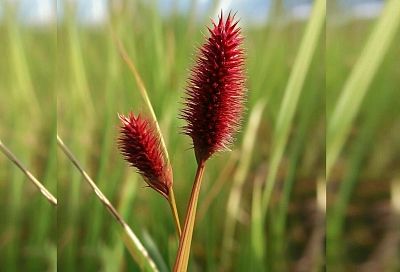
[
  {"left": 181, "top": 11, "right": 246, "bottom": 163},
  {"left": 118, "top": 113, "right": 172, "bottom": 198}
]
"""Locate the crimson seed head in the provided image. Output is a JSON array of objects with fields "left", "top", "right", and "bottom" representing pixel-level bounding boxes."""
[
  {"left": 181, "top": 11, "right": 246, "bottom": 163},
  {"left": 118, "top": 113, "right": 172, "bottom": 198}
]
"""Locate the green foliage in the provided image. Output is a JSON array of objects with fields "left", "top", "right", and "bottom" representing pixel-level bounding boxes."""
[{"left": 0, "top": 0, "right": 399, "bottom": 271}]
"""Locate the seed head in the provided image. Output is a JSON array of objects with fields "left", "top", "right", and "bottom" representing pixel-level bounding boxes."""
[
  {"left": 118, "top": 113, "right": 172, "bottom": 198},
  {"left": 181, "top": 11, "right": 246, "bottom": 163}
]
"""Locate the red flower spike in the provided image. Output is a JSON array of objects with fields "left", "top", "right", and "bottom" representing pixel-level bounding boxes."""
[
  {"left": 181, "top": 11, "right": 246, "bottom": 163},
  {"left": 118, "top": 113, "right": 172, "bottom": 198}
]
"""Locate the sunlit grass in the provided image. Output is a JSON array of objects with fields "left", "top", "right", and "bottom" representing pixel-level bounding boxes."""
[{"left": 0, "top": 0, "right": 399, "bottom": 271}]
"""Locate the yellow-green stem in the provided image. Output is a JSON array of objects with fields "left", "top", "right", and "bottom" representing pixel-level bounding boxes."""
[
  {"left": 168, "top": 187, "right": 182, "bottom": 238},
  {"left": 174, "top": 161, "right": 206, "bottom": 272},
  {"left": 0, "top": 139, "right": 57, "bottom": 206}
]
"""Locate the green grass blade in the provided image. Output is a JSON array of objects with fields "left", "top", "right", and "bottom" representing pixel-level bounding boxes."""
[
  {"left": 5, "top": 3, "right": 40, "bottom": 116},
  {"left": 261, "top": 0, "right": 325, "bottom": 213},
  {"left": 220, "top": 101, "right": 266, "bottom": 268},
  {"left": 250, "top": 171, "right": 265, "bottom": 270},
  {"left": 326, "top": 0, "right": 400, "bottom": 178},
  {"left": 327, "top": 82, "right": 395, "bottom": 268},
  {"left": 65, "top": 6, "right": 94, "bottom": 117},
  {"left": 270, "top": 79, "right": 321, "bottom": 270},
  {"left": 254, "top": 1, "right": 325, "bottom": 268}
]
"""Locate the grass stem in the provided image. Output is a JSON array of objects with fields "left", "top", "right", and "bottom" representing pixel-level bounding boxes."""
[
  {"left": 174, "top": 161, "right": 206, "bottom": 272},
  {"left": 0, "top": 139, "right": 57, "bottom": 206},
  {"left": 169, "top": 187, "right": 182, "bottom": 238},
  {"left": 57, "top": 135, "right": 158, "bottom": 272},
  {"left": 109, "top": 25, "right": 170, "bottom": 164}
]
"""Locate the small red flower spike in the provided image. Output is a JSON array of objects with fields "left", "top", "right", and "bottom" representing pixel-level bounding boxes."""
[
  {"left": 181, "top": 11, "right": 246, "bottom": 163},
  {"left": 118, "top": 113, "right": 172, "bottom": 198}
]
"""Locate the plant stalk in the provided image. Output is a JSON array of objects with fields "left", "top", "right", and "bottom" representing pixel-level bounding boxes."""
[
  {"left": 174, "top": 161, "right": 206, "bottom": 272},
  {"left": 57, "top": 135, "right": 158, "bottom": 271},
  {"left": 168, "top": 187, "right": 182, "bottom": 237},
  {"left": 0, "top": 139, "right": 57, "bottom": 206}
]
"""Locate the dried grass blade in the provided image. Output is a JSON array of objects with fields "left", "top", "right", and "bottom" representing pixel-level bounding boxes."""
[
  {"left": 109, "top": 26, "right": 170, "bottom": 164},
  {"left": 57, "top": 135, "right": 158, "bottom": 272},
  {"left": 0, "top": 139, "right": 57, "bottom": 206}
]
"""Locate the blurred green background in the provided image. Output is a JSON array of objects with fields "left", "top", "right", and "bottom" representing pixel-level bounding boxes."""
[
  {"left": 58, "top": 1, "right": 324, "bottom": 271},
  {"left": 0, "top": 1, "right": 57, "bottom": 271},
  {"left": 0, "top": 0, "right": 399, "bottom": 271}
]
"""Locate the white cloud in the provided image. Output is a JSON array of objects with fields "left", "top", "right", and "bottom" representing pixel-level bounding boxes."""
[
  {"left": 77, "top": 0, "right": 108, "bottom": 27},
  {"left": 19, "top": 0, "right": 56, "bottom": 26},
  {"left": 290, "top": 4, "right": 312, "bottom": 21},
  {"left": 352, "top": 1, "right": 383, "bottom": 19}
]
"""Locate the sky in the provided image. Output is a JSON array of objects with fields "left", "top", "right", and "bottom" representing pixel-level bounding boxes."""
[{"left": 0, "top": 0, "right": 385, "bottom": 27}]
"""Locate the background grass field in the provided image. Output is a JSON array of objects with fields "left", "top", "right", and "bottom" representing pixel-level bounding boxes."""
[{"left": 0, "top": 0, "right": 399, "bottom": 271}]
